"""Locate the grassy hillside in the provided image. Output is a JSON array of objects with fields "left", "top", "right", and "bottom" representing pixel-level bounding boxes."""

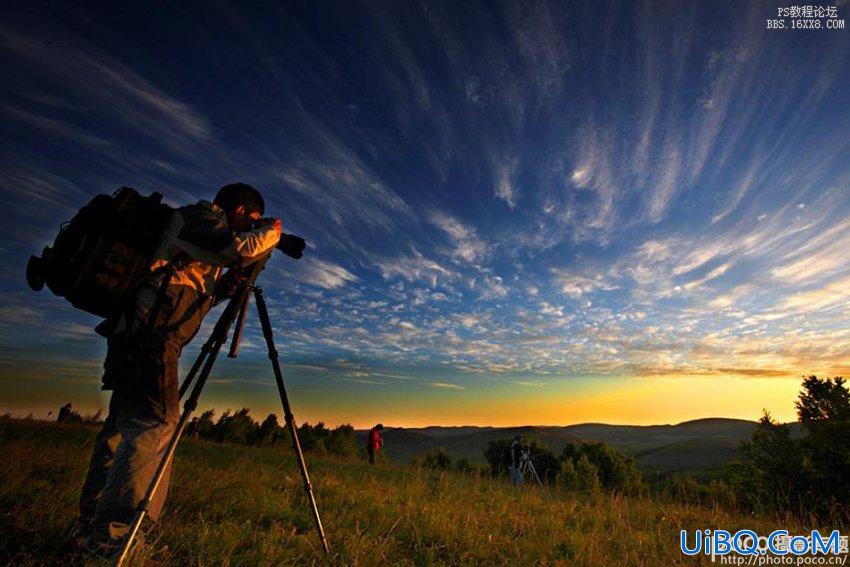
[
  {"left": 358, "top": 418, "right": 761, "bottom": 473},
  {"left": 0, "top": 418, "right": 833, "bottom": 566}
]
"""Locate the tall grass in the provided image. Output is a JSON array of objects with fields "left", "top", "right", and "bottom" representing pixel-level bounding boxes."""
[{"left": 0, "top": 419, "right": 838, "bottom": 566}]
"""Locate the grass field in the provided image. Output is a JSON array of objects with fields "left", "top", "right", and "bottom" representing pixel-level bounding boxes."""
[{"left": 0, "top": 419, "right": 842, "bottom": 566}]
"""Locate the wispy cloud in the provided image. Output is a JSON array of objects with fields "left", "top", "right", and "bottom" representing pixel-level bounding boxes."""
[
  {"left": 375, "top": 249, "right": 457, "bottom": 287},
  {"left": 428, "top": 211, "right": 489, "bottom": 264},
  {"left": 494, "top": 160, "right": 519, "bottom": 210},
  {"left": 0, "top": 27, "right": 212, "bottom": 148},
  {"left": 429, "top": 382, "right": 465, "bottom": 390},
  {"left": 286, "top": 258, "right": 358, "bottom": 290}
]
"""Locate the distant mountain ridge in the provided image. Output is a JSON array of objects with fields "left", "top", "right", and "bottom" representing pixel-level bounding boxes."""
[{"left": 356, "top": 418, "right": 781, "bottom": 474}]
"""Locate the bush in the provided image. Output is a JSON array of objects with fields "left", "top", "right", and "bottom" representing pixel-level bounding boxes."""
[
  {"left": 420, "top": 448, "right": 452, "bottom": 470},
  {"left": 557, "top": 459, "right": 578, "bottom": 488},
  {"left": 574, "top": 455, "right": 601, "bottom": 491},
  {"left": 212, "top": 408, "right": 257, "bottom": 445},
  {"left": 326, "top": 424, "right": 357, "bottom": 457},
  {"left": 559, "top": 442, "right": 644, "bottom": 493}
]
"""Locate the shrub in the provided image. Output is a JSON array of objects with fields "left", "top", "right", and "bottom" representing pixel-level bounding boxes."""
[{"left": 559, "top": 442, "right": 644, "bottom": 493}]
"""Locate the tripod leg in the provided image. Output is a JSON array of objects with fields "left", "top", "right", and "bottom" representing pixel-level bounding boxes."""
[
  {"left": 115, "top": 291, "right": 247, "bottom": 566},
  {"left": 178, "top": 339, "right": 211, "bottom": 400},
  {"left": 253, "top": 286, "right": 331, "bottom": 555},
  {"left": 529, "top": 462, "right": 542, "bottom": 487}
]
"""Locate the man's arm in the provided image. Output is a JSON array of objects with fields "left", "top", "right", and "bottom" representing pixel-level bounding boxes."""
[
  {"left": 225, "top": 219, "right": 282, "bottom": 264},
  {"left": 176, "top": 204, "right": 281, "bottom": 267}
]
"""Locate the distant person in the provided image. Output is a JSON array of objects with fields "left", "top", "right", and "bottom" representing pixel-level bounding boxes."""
[
  {"left": 367, "top": 424, "right": 384, "bottom": 464},
  {"left": 57, "top": 403, "right": 73, "bottom": 423},
  {"left": 508, "top": 436, "right": 524, "bottom": 485}
]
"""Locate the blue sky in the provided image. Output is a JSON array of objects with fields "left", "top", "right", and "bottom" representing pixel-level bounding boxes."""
[{"left": 1, "top": 1, "right": 848, "bottom": 426}]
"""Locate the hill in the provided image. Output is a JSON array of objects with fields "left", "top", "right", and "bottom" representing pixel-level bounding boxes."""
[
  {"left": 0, "top": 418, "right": 816, "bottom": 565},
  {"left": 357, "top": 418, "right": 761, "bottom": 473}
]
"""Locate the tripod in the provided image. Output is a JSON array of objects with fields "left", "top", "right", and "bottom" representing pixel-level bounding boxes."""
[
  {"left": 115, "top": 256, "right": 330, "bottom": 565},
  {"left": 519, "top": 452, "right": 543, "bottom": 487}
]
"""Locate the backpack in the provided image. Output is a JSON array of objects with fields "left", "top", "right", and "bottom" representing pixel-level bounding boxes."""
[{"left": 26, "top": 187, "right": 175, "bottom": 318}]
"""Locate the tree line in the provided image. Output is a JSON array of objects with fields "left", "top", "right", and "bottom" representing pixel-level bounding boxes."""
[{"left": 188, "top": 408, "right": 360, "bottom": 457}]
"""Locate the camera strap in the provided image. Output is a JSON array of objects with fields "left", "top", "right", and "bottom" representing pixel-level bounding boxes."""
[{"left": 143, "top": 256, "right": 183, "bottom": 333}]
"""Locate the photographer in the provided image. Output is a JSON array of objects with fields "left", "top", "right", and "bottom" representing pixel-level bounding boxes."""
[{"left": 76, "top": 183, "right": 282, "bottom": 557}]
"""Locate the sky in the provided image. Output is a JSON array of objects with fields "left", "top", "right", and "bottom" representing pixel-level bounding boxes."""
[{"left": 1, "top": 0, "right": 848, "bottom": 428}]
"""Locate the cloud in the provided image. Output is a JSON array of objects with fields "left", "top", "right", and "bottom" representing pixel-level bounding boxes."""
[
  {"left": 375, "top": 249, "right": 457, "bottom": 287},
  {"left": 475, "top": 273, "right": 509, "bottom": 301},
  {"left": 646, "top": 141, "right": 682, "bottom": 224},
  {"left": 289, "top": 258, "right": 358, "bottom": 289},
  {"left": 567, "top": 121, "right": 618, "bottom": 240},
  {"left": 429, "top": 382, "right": 465, "bottom": 390},
  {"left": 681, "top": 261, "right": 732, "bottom": 291},
  {"left": 0, "top": 27, "right": 212, "bottom": 149},
  {"left": 494, "top": 161, "right": 518, "bottom": 210},
  {"left": 277, "top": 141, "right": 414, "bottom": 241},
  {"left": 428, "top": 210, "right": 489, "bottom": 264},
  {"left": 551, "top": 269, "right": 618, "bottom": 298},
  {"left": 780, "top": 274, "right": 850, "bottom": 312}
]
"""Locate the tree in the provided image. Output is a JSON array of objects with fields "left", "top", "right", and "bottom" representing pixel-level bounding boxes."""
[
  {"left": 796, "top": 376, "right": 850, "bottom": 427},
  {"left": 255, "top": 414, "right": 283, "bottom": 446},
  {"left": 526, "top": 440, "right": 559, "bottom": 484},
  {"left": 297, "top": 422, "right": 327, "bottom": 453},
  {"left": 575, "top": 455, "right": 601, "bottom": 491},
  {"left": 213, "top": 408, "right": 259, "bottom": 445},
  {"left": 485, "top": 439, "right": 513, "bottom": 477},
  {"left": 421, "top": 448, "right": 452, "bottom": 470},
  {"left": 326, "top": 424, "right": 357, "bottom": 456},
  {"left": 196, "top": 409, "right": 216, "bottom": 439},
  {"left": 737, "top": 376, "right": 849, "bottom": 520},
  {"left": 796, "top": 376, "right": 850, "bottom": 517},
  {"left": 557, "top": 458, "right": 578, "bottom": 488},
  {"left": 559, "top": 442, "right": 644, "bottom": 493},
  {"left": 737, "top": 412, "right": 807, "bottom": 511}
]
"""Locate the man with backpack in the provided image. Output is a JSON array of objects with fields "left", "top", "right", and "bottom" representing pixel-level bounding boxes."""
[{"left": 76, "top": 183, "right": 282, "bottom": 557}]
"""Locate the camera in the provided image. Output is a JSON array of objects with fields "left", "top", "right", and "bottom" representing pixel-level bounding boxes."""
[{"left": 277, "top": 233, "right": 306, "bottom": 260}]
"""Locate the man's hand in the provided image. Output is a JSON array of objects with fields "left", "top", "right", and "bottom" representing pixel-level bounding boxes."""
[{"left": 256, "top": 217, "right": 283, "bottom": 235}]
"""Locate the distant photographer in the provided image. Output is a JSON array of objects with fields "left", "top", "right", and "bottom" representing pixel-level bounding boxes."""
[
  {"left": 76, "top": 183, "right": 282, "bottom": 557},
  {"left": 508, "top": 436, "right": 524, "bottom": 485}
]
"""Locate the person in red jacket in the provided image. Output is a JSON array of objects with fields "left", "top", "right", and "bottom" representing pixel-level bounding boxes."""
[{"left": 367, "top": 423, "right": 384, "bottom": 464}]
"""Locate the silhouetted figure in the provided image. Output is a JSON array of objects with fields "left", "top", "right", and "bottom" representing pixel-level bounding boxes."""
[
  {"left": 76, "top": 183, "right": 282, "bottom": 557},
  {"left": 57, "top": 403, "right": 73, "bottom": 423},
  {"left": 367, "top": 424, "right": 384, "bottom": 464},
  {"left": 508, "top": 436, "right": 524, "bottom": 485}
]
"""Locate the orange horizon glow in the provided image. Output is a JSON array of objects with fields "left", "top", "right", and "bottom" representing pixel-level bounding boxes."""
[{"left": 3, "top": 374, "right": 806, "bottom": 430}]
